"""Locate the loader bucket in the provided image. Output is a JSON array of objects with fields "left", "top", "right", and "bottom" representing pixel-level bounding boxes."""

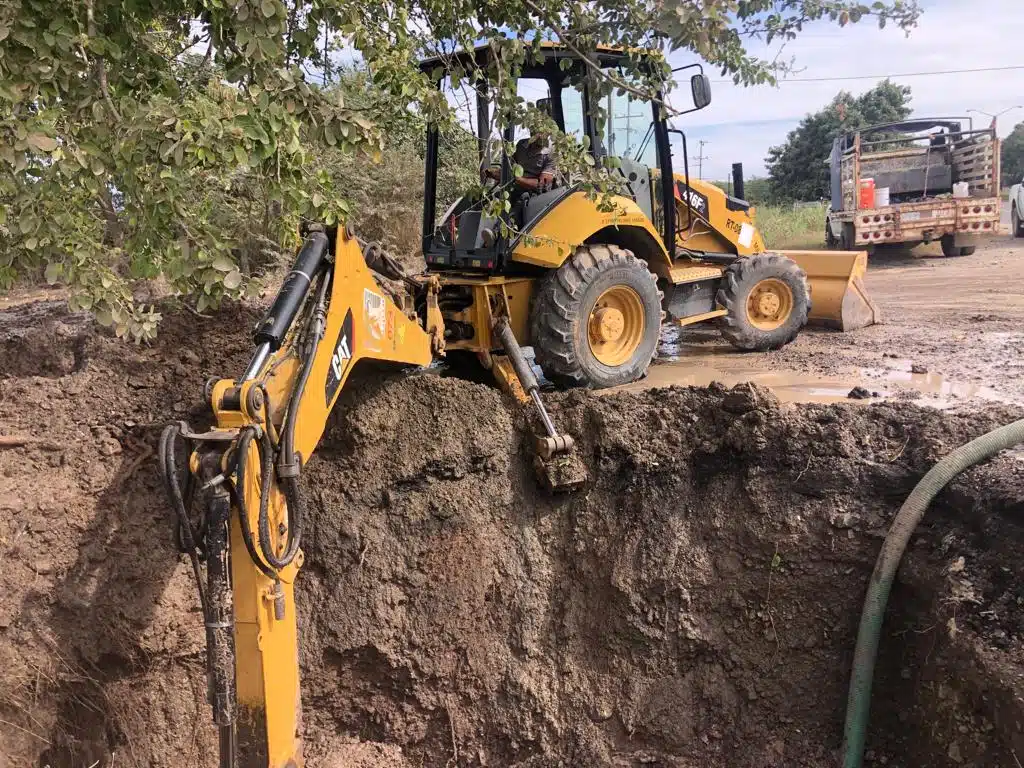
[{"left": 780, "top": 250, "right": 880, "bottom": 331}]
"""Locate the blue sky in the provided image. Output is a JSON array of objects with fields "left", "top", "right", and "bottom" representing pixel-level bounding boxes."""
[{"left": 668, "top": 0, "right": 1024, "bottom": 181}]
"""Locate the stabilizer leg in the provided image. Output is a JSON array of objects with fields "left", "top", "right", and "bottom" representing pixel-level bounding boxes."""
[{"left": 493, "top": 318, "right": 587, "bottom": 491}]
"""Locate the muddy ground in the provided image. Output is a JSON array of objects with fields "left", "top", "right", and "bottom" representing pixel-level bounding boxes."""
[
  {"left": 1, "top": 238, "right": 1024, "bottom": 767},
  {"left": 638, "top": 236, "right": 1024, "bottom": 407}
]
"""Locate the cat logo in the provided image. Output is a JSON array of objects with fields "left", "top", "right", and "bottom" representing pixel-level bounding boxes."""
[
  {"left": 331, "top": 334, "right": 351, "bottom": 380},
  {"left": 324, "top": 309, "right": 354, "bottom": 405}
]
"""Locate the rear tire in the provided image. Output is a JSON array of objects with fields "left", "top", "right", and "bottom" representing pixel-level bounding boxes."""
[
  {"left": 940, "top": 234, "right": 973, "bottom": 257},
  {"left": 825, "top": 218, "right": 838, "bottom": 248},
  {"left": 531, "top": 244, "right": 662, "bottom": 389},
  {"left": 839, "top": 223, "right": 854, "bottom": 251},
  {"left": 717, "top": 253, "right": 810, "bottom": 351},
  {"left": 1013, "top": 205, "right": 1023, "bottom": 237}
]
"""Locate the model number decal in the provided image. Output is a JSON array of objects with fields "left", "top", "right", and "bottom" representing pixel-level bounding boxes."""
[{"left": 675, "top": 182, "right": 709, "bottom": 218}]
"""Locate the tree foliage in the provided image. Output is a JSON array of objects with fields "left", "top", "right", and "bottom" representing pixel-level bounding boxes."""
[
  {"left": 765, "top": 79, "right": 913, "bottom": 203},
  {"left": 1, "top": 0, "right": 921, "bottom": 338},
  {"left": 1001, "top": 121, "right": 1024, "bottom": 188}
]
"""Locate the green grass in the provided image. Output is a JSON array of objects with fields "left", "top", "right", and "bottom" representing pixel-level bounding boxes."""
[{"left": 754, "top": 205, "right": 826, "bottom": 250}]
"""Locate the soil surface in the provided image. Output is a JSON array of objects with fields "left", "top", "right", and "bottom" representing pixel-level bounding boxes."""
[
  {"left": 1, "top": 255, "right": 1024, "bottom": 767},
  {"left": 640, "top": 235, "right": 1024, "bottom": 408}
]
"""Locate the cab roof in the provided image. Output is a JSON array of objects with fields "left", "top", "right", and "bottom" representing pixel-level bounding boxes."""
[{"left": 419, "top": 41, "right": 643, "bottom": 81}]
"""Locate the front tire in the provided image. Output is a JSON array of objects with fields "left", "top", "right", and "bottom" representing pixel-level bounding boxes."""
[
  {"left": 531, "top": 244, "right": 662, "bottom": 389},
  {"left": 717, "top": 253, "right": 810, "bottom": 351},
  {"left": 1013, "top": 205, "right": 1023, "bottom": 238}
]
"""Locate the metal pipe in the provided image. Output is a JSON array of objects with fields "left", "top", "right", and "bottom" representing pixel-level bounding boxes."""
[
  {"left": 218, "top": 724, "right": 236, "bottom": 768},
  {"left": 530, "top": 390, "right": 558, "bottom": 438},
  {"left": 239, "top": 342, "right": 271, "bottom": 383},
  {"left": 494, "top": 318, "right": 558, "bottom": 439},
  {"left": 204, "top": 481, "right": 236, "bottom": 729}
]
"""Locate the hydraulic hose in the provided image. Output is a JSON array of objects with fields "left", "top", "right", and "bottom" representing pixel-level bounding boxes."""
[
  {"left": 232, "top": 426, "right": 280, "bottom": 581},
  {"left": 842, "top": 417, "right": 1024, "bottom": 768},
  {"left": 160, "top": 424, "right": 209, "bottom": 615}
]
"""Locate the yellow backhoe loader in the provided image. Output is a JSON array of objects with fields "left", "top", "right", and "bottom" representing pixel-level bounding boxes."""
[{"left": 159, "top": 44, "right": 879, "bottom": 768}]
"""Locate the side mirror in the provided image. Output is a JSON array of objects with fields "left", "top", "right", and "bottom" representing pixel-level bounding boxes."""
[{"left": 691, "top": 73, "right": 712, "bottom": 110}]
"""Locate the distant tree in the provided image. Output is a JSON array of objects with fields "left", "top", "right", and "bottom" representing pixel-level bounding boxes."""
[
  {"left": 1001, "top": 122, "right": 1024, "bottom": 187},
  {"left": 765, "top": 80, "right": 912, "bottom": 203}
]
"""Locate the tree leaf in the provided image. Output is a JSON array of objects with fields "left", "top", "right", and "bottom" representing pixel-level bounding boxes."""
[
  {"left": 223, "top": 270, "right": 243, "bottom": 289},
  {"left": 27, "top": 134, "right": 58, "bottom": 152},
  {"left": 261, "top": 0, "right": 275, "bottom": 17},
  {"left": 212, "top": 255, "right": 235, "bottom": 272},
  {"left": 44, "top": 261, "right": 62, "bottom": 283}
]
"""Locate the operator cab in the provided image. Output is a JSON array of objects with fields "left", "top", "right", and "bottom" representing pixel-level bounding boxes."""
[{"left": 419, "top": 44, "right": 711, "bottom": 273}]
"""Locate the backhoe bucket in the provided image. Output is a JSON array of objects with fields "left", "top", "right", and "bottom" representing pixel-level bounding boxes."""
[{"left": 781, "top": 250, "right": 880, "bottom": 331}]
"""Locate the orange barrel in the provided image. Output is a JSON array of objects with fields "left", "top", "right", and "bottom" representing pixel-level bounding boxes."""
[{"left": 858, "top": 177, "right": 875, "bottom": 209}]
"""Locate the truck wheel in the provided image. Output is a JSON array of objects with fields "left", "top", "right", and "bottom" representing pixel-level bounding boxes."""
[
  {"left": 825, "top": 218, "right": 838, "bottom": 248},
  {"left": 1013, "top": 205, "right": 1023, "bottom": 238},
  {"left": 840, "top": 223, "right": 855, "bottom": 251},
  {"left": 717, "top": 253, "right": 810, "bottom": 351},
  {"left": 531, "top": 244, "right": 662, "bottom": 389},
  {"left": 940, "top": 235, "right": 973, "bottom": 257}
]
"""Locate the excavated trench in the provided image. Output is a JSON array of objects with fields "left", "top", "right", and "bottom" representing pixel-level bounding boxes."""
[{"left": 1, "top": 301, "right": 1023, "bottom": 768}]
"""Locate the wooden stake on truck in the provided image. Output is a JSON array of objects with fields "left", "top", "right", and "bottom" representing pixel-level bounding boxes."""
[{"left": 825, "top": 118, "right": 1001, "bottom": 257}]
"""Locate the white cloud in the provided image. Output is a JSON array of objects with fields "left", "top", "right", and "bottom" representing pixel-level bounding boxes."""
[{"left": 667, "top": 0, "right": 1024, "bottom": 182}]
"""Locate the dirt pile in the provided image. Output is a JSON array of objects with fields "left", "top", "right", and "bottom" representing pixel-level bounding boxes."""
[{"left": 2, "top": 300, "right": 1024, "bottom": 768}]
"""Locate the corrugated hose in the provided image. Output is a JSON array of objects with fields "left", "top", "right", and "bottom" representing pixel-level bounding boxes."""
[{"left": 842, "top": 417, "right": 1024, "bottom": 767}]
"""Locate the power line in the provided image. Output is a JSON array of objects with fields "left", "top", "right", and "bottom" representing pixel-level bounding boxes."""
[{"left": 714, "top": 64, "right": 1024, "bottom": 84}]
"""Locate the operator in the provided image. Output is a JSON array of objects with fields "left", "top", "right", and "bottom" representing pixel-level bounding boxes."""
[{"left": 484, "top": 98, "right": 558, "bottom": 195}]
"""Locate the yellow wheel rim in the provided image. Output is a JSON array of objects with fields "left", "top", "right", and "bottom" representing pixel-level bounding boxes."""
[
  {"left": 588, "top": 285, "right": 645, "bottom": 367},
  {"left": 746, "top": 278, "right": 794, "bottom": 331}
]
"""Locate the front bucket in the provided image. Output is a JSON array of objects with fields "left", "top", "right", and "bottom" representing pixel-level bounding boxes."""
[{"left": 781, "top": 249, "right": 881, "bottom": 331}]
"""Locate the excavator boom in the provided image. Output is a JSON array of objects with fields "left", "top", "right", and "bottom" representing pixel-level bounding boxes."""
[
  {"left": 160, "top": 227, "right": 438, "bottom": 767},
  {"left": 159, "top": 226, "right": 584, "bottom": 767}
]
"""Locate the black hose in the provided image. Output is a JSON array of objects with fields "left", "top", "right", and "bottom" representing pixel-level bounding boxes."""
[
  {"left": 281, "top": 271, "right": 330, "bottom": 468},
  {"left": 231, "top": 426, "right": 281, "bottom": 582},
  {"left": 159, "top": 424, "right": 209, "bottom": 615}
]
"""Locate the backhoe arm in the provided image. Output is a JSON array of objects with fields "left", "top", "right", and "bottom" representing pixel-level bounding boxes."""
[{"left": 160, "top": 226, "right": 436, "bottom": 768}]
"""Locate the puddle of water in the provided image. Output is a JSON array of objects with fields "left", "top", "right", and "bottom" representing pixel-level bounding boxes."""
[
  {"left": 861, "top": 366, "right": 992, "bottom": 400},
  {"left": 610, "top": 360, "right": 866, "bottom": 404},
  {"left": 605, "top": 337, "right": 1012, "bottom": 408}
]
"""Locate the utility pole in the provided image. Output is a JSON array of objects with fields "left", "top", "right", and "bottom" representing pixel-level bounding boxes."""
[{"left": 691, "top": 139, "right": 710, "bottom": 179}]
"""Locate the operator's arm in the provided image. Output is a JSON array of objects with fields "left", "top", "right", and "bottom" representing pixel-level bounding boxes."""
[{"left": 514, "top": 172, "right": 554, "bottom": 192}]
